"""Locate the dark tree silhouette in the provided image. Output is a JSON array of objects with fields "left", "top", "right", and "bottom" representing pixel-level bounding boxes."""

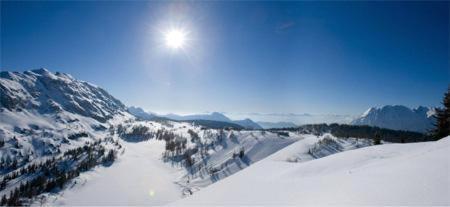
[
  {"left": 373, "top": 132, "right": 382, "bottom": 145},
  {"left": 433, "top": 86, "right": 450, "bottom": 140}
]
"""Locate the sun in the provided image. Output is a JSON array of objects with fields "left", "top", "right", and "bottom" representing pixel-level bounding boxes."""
[{"left": 164, "top": 29, "right": 187, "bottom": 49}]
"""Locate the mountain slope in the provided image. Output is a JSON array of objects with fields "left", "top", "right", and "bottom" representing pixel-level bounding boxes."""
[
  {"left": 232, "top": 119, "right": 262, "bottom": 130},
  {"left": 174, "top": 136, "right": 450, "bottom": 205},
  {"left": 0, "top": 68, "right": 132, "bottom": 204},
  {"left": 127, "top": 106, "right": 156, "bottom": 120},
  {"left": 351, "top": 105, "right": 435, "bottom": 133},
  {"left": 0, "top": 68, "right": 126, "bottom": 122},
  {"left": 0, "top": 68, "right": 130, "bottom": 159}
]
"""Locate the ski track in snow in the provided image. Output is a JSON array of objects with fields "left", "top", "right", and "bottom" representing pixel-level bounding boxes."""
[{"left": 49, "top": 140, "right": 183, "bottom": 206}]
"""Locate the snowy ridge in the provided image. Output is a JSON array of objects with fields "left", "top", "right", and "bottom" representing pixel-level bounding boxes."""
[
  {"left": 177, "top": 130, "right": 299, "bottom": 195},
  {"left": 0, "top": 68, "right": 126, "bottom": 122}
]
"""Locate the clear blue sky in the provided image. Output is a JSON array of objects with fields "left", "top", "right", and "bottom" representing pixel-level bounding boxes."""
[{"left": 1, "top": 1, "right": 448, "bottom": 115}]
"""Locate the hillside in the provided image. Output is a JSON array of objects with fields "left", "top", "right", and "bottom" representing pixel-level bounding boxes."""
[{"left": 175, "top": 136, "right": 450, "bottom": 205}]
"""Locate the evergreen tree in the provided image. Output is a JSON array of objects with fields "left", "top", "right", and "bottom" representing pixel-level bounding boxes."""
[
  {"left": 239, "top": 147, "right": 245, "bottom": 158},
  {"left": 373, "top": 132, "right": 382, "bottom": 145},
  {"left": 433, "top": 86, "right": 450, "bottom": 140}
]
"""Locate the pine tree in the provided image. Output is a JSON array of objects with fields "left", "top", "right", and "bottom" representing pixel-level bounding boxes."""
[
  {"left": 433, "top": 86, "right": 450, "bottom": 140},
  {"left": 373, "top": 132, "right": 382, "bottom": 145},
  {"left": 239, "top": 147, "right": 245, "bottom": 158}
]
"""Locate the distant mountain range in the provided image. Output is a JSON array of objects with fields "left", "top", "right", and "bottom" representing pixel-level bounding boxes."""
[
  {"left": 128, "top": 105, "right": 437, "bottom": 132},
  {"left": 164, "top": 112, "right": 232, "bottom": 123},
  {"left": 127, "top": 107, "right": 263, "bottom": 130},
  {"left": 351, "top": 105, "right": 436, "bottom": 133},
  {"left": 228, "top": 112, "right": 356, "bottom": 125},
  {"left": 257, "top": 121, "right": 297, "bottom": 129}
]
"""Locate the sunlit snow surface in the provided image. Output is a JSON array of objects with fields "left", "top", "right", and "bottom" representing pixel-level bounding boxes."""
[
  {"left": 174, "top": 136, "right": 450, "bottom": 206},
  {"left": 47, "top": 140, "right": 183, "bottom": 205}
]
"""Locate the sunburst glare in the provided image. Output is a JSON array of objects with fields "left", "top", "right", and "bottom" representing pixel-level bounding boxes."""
[{"left": 164, "top": 28, "right": 187, "bottom": 49}]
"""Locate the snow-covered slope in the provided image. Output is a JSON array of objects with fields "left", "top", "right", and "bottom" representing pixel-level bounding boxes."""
[
  {"left": 176, "top": 130, "right": 298, "bottom": 195},
  {"left": 39, "top": 120, "right": 301, "bottom": 205},
  {"left": 352, "top": 105, "right": 435, "bottom": 133},
  {"left": 0, "top": 69, "right": 133, "bottom": 204},
  {"left": 45, "top": 140, "right": 183, "bottom": 206},
  {"left": 0, "top": 68, "right": 131, "bottom": 161},
  {"left": 175, "top": 136, "right": 450, "bottom": 206}
]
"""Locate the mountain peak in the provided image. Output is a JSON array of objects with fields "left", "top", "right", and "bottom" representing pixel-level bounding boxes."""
[
  {"left": 30, "top": 68, "right": 51, "bottom": 75},
  {"left": 352, "top": 105, "right": 435, "bottom": 133},
  {"left": 0, "top": 68, "right": 126, "bottom": 122}
]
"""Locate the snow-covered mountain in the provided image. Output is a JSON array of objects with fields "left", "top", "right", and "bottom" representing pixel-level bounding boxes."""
[
  {"left": 127, "top": 106, "right": 157, "bottom": 120},
  {"left": 0, "top": 68, "right": 133, "bottom": 161},
  {"left": 257, "top": 121, "right": 297, "bottom": 129},
  {"left": 1, "top": 68, "right": 126, "bottom": 122},
  {"left": 0, "top": 68, "right": 133, "bottom": 205},
  {"left": 233, "top": 118, "right": 262, "bottom": 130},
  {"left": 351, "top": 105, "right": 435, "bottom": 133}
]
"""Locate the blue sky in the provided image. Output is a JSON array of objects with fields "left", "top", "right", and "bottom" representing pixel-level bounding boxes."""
[{"left": 1, "top": 1, "right": 448, "bottom": 116}]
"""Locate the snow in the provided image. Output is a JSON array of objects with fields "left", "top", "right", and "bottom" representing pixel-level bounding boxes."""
[
  {"left": 47, "top": 140, "right": 183, "bottom": 205},
  {"left": 174, "top": 137, "right": 450, "bottom": 206},
  {"left": 178, "top": 130, "right": 299, "bottom": 192},
  {"left": 1, "top": 69, "right": 447, "bottom": 206}
]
